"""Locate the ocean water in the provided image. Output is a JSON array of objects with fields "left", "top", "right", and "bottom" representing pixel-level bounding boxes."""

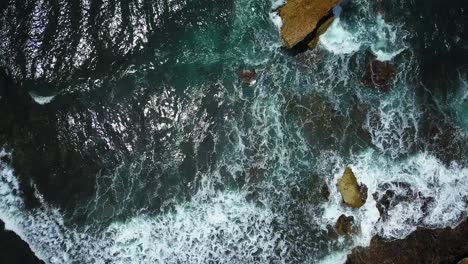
[{"left": 0, "top": 0, "right": 467, "bottom": 263}]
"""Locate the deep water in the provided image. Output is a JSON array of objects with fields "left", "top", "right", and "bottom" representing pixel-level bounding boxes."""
[{"left": 0, "top": 0, "right": 467, "bottom": 263}]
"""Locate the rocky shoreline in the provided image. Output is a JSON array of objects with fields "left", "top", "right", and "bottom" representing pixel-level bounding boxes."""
[
  {"left": 0, "top": 219, "right": 44, "bottom": 264},
  {"left": 346, "top": 219, "right": 468, "bottom": 264}
]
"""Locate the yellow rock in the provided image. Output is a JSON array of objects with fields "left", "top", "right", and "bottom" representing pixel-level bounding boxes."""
[
  {"left": 279, "top": 0, "right": 340, "bottom": 48},
  {"left": 338, "top": 167, "right": 366, "bottom": 208},
  {"left": 308, "top": 15, "right": 334, "bottom": 48}
]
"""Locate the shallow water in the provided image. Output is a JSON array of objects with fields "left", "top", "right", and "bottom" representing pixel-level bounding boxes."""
[{"left": 0, "top": 0, "right": 467, "bottom": 263}]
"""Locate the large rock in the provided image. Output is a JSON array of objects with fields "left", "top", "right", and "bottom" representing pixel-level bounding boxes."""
[
  {"left": 346, "top": 219, "right": 468, "bottom": 264},
  {"left": 278, "top": 0, "right": 340, "bottom": 49},
  {"left": 0, "top": 219, "right": 45, "bottom": 264},
  {"left": 338, "top": 167, "right": 367, "bottom": 208}
]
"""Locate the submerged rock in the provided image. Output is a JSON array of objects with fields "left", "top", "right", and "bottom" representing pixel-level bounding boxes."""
[
  {"left": 338, "top": 167, "right": 367, "bottom": 208},
  {"left": 278, "top": 0, "right": 340, "bottom": 49},
  {"left": 335, "top": 214, "right": 354, "bottom": 236},
  {"left": 240, "top": 69, "right": 257, "bottom": 85},
  {"left": 362, "top": 55, "right": 397, "bottom": 92},
  {"left": 372, "top": 182, "right": 434, "bottom": 221},
  {"left": 346, "top": 219, "right": 468, "bottom": 264},
  {"left": 321, "top": 183, "right": 330, "bottom": 201}
]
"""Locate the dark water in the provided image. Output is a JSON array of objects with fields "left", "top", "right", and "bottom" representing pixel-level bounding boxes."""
[{"left": 0, "top": 0, "right": 467, "bottom": 263}]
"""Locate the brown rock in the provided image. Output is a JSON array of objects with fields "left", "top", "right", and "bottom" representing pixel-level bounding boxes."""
[
  {"left": 372, "top": 182, "right": 434, "bottom": 221},
  {"left": 240, "top": 69, "right": 257, "bottom": 85},
  {"left": 321, "top": 183, "right": 330, "bottom": 201},
  {"left": 338, "top": 167, "right": 367, "bottom": 208},
  {"left": 278, "top": 0, "right": 340, "bottom": 48},
  {"left": 346, "top": 219, "right": 468, "bottom": 264},
  {"left": 335, "top": 214, "right": 354, "bottom": 236},
  {"left": 362, "top": 55, "right": 397, "bottom": 92}
]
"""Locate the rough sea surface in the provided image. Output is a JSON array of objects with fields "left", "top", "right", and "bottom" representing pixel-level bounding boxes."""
[{"left": 0, "top": 0, "right": 467, "bottom": 263}]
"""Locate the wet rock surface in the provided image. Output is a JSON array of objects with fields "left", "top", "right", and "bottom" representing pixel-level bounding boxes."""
[
  {"left": 0, "top": 219, "right": 45, "bottom": 264},
  {"left": 373, "top": 182, "right": 434, "bottom": 221},
  {"left": 278, "top": 0, "right": 340, "bottom": 49},
  {"left": 338, "top": 167, "right": 367, "bottom": 208},
  {"left": 346, "top": 219, "right": 468, "bottom": 264},
  {"left": 335, "top": 214, "right": 354, "bottom": 237},
  {"left": 240, "top": 69, "right": 257, "bottom": 85}
]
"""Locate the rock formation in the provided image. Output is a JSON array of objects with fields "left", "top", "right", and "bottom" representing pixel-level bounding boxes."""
[
  {"left": 0, "top": 219, "right": 45, "bottom": 264},
  {"left": 338, "top": 167, "right": 367, "bottom": 208},
  {"left": 240, "top": 69, "right": 257, "bottom": 85},
  {"left": 278, "top": 0, "right": 340, "bottom": 49},
  {"left": 346, "top": 219, "right": 468, "bottom": 264},
  {"left": 335, "top": 214, "right": 354, "bottom": 236}
]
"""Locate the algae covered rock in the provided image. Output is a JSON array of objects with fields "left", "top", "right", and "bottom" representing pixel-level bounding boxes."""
[
  {"left": 278, "top": 0, "right": 340, "bottom": 49},
  {"left": 338, "top": 167, "right": 367, "bottom": 208}
]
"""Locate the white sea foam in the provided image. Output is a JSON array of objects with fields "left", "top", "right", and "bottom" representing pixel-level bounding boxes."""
[
  {"left": 319, "top": 18, "right": 361, "bottom": 55},
  {"left": 0, "top": 152, "right": 285, "bottom": 263},
  {"left": 319, "top": 10, "right": 407, "bottom": 61},
  {"left": 29, "top": 92, "right": 56, "bottom": 105},
  {"left": 269, "top": 0, "right": 285, "bottom": 30}
]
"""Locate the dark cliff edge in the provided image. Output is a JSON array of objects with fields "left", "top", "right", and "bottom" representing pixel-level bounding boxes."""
[
  {"left": 0, "top": 219, "right": 45, "bottom": 264},
  {"left": 347, "top": 219, "right": 468, "bottom": 264}
]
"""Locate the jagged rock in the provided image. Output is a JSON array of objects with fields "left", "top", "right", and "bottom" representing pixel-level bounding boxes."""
[
  {"left": 240, "top": 69, "right": 257, "bottom": 85},
  {"left": 362, "top": 54, "right": 397, "bottom": 92},
  {"left": 278, "top": 0, "right": 340, "bottom": 49},
  {"left": 338, "top": 167, "right": 367, "bottom": 208},
  {"left": 346, "top": 219, "right": 468, "bottom": 264},
  {"left": 321, "top": 183, "right": 330, "bottom": 201},
  {"left": 0, "top": 219, "right": 45, "bottom": 264},
  {"left": 372, "top": 182, "right": 434, "bottom": 221},
  {"left": 335, "top": 214, "right": 354, "bottom": 236}
]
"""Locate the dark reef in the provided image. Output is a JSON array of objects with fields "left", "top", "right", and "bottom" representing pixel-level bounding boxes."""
[
  {"left": 0, "top": 219, "right": 44, "bottom": 264},
  {"left": 347, "top": 219, "right": 468, "bottom": 264}
]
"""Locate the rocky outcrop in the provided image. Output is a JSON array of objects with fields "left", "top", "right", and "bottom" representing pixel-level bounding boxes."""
[
  {"left": 286, "top": 95, "right": 372, "bottom": 155},
  {"left": 346, "top": 219, "right": 468, "bottom": 264},
  {"left": 278, "top": 0, "right": 340, "bottom": 49},
  {"left": 0, "top": 219, "right": 45, "bottom": 264},
  {"left": 335, "top": 214, "right": 354, "bottom": 236},
  {"left": 338, "top": 167, "right": 367, "bottom": 208}
]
